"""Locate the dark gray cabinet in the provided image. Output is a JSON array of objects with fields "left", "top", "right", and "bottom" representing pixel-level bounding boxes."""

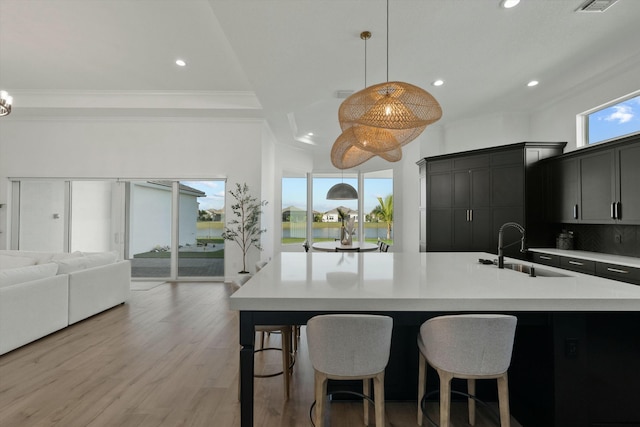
[
  {"left": 549, "top": 158, "right": 579, "bottom": 222},
  {"left": 617, "top": 142, "right": 640, "bottom": 223},
  {"left": 546, "top": 134, "right": 640, "bottom": 225},
  {"left": 418, "top": 142, "right": 566, "bottom": 254},
  {"left": 580, "top": 149, "right": 616, "bottom": 223}
]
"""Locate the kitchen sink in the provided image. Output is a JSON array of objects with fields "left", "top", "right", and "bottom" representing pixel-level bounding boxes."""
[{"left": 502, "top": 263, "right": 571, "bottom": 278}]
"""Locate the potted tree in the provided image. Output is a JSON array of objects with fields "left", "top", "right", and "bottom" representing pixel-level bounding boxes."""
[{"left": 221, "top": 183, "right": 267, "bottom": 274}]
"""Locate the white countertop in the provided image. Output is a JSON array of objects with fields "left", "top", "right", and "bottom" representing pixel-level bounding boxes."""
[
  {"left": 229, "top": 252, "right": 640, "bottom": 312},
  {"left": 529, "top": 248, "right": 640, "bottom": 268}
]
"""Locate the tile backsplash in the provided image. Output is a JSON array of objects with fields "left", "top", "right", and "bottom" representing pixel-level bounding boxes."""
[{"left": 555, "top": 224, "right": 640, "bottom": 258}]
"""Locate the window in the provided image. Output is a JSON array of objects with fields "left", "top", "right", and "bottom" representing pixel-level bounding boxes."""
[
  {"left": 581, "top": 92, "right": 640, "bottom": 146},
  {"left": 313, "top": 174, "right": 358, "bottom": 242},
  {"left": 280, "top": 170, "right": 394, "bottom": 248},
  {"left": 281, "top": 175, "right": 307, "bottom": 244},
  {"left": 364, "top": 170, "right": 394, "bottom": 245}
]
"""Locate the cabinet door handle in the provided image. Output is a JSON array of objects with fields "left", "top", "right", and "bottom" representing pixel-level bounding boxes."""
[
  {"left": 615, "top": 202, "right": 621, "bottom": 220},
  {"left": 569, "top": 260, "right": 584, "bottom": 266},
  {"left": 470, "top": 209, "right": 473, "bottom": 222},
  {"left": 466, "top": 210, "right": 469, "bottom": 221},
  {"left": 607, "top": 267, "right": 629, "bottom": 274},
  {"left": 573, "top": 204, "right": 578, "bottom": 219},
  {"left": 540, "top": 255, "right": 552, "bottom": 260},
  {"left": 611, "top": 203, "right": 616, "bottom": 219}
]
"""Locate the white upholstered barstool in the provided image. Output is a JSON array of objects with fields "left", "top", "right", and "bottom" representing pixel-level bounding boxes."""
[
  {"left": 306, "top": 314, "right": 393, "bottom": 427},
  {"left": 417, "top": 314, "right": 517, "bottom": 427}
]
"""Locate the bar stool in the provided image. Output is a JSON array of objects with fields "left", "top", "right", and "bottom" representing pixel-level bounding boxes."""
[
  {"left": 417, "top": 314, "right": 517, "bottom": 427},
  {"left": 233, "top": 274, "right": 292, "bottom": 401},
  {"left": 307, "top": 314, "right": 393, "bottom": 427},
  {"left": 254, "top": 260, "right": 299, "bottom": 353}
]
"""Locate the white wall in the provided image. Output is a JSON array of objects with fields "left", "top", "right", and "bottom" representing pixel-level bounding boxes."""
[
  {"left": 0, "top": 117, "right": 264, "bottom": 280},
  {"left": 259, "top": 123, "right": 276, "bottom": 265}
]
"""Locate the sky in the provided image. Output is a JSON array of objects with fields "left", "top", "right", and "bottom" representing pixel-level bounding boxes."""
[
  {"left": 589, "top": 94, "right": 640, "bottom": 144},
  {"left": 181, "top": 180, "right": 226, "bottom": 211}
]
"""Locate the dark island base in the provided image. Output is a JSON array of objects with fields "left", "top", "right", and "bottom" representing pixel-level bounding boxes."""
[{"left": 241, "top": 311, "right": 640, "bottom": 427}]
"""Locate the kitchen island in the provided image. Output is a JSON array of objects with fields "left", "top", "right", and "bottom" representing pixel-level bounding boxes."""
[{"left": 230, "top": 252, "right": 640, "bottom": 427}]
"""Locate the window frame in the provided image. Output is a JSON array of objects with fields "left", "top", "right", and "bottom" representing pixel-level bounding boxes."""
[{"left": 578, "top": 90, "right": 640, "bottom": 147}]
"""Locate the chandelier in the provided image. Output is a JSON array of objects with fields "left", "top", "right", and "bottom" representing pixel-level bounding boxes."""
[
  {"left": 331, "top": 0, "right": 441, "bottom": 168},
  {"left": 0, "top": 91, "right": 12, "bottom": 117}
]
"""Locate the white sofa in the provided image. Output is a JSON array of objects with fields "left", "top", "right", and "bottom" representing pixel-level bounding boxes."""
[{"left": 0, "top": 250, "right": 131, "bottom": 355}]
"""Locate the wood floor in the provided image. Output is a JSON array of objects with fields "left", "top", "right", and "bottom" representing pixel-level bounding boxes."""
[{"left": 0, "top": 282, "right": 522, "bottom": 426}]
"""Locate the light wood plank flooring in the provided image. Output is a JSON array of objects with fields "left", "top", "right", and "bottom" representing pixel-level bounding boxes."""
[{"left": 0, "top": 282, "right": 522, "bottom": 426}]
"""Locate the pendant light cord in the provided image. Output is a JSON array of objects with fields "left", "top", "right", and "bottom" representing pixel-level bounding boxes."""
[
  {"left": 364, "top": 33, "right": 368, "bottom": 88},
  {"left": 386, "top": 0, "right": 389, "bottom": 83}
]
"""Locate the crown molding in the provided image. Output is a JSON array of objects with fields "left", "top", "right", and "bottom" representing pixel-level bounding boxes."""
[{"left": 6, "top": 90, "right": 261, "bottom": 111}]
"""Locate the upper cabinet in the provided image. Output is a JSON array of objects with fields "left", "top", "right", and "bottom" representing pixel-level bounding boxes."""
[
  {"left": 418, "top": 142, "right": 566, "bottom": 255},
  {"left": 617, "top": 142, "right": 640, "bottom": 223},
  {"left": 546, "top": 134, "right": 640, "bottom": 225}
]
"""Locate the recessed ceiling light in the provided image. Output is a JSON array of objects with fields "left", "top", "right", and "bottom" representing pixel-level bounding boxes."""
[
  {"left": 500, "top": 0, "right": 521, "bottom": 8},
  {"left": 432, "top": 79, "right": 444, "bottom": 87},
  {"left": 527, "top": 80, "right": 539, "bottom": 87},
  {"left": 175, "top": 59, "right": 187, "bottom": 67},
  {"left": 307, "top": 132, "right": 314, "bottom": 136}
]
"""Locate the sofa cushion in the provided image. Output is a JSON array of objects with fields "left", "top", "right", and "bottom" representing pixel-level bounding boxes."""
[
  {"left": 83, "top": 251, "right": 118, "bottom": 269},
  {"left": 55, "top": 251, "right": 118, "bottom": 274},
  {"left": 0, "top": 263, "right": 59, "bottom": 289},
  {"left": 0, "top": 254, "right": 37, "bottom": 270},
  {"left": 51, "top": 251, "right": 84, "bottom": 261}
]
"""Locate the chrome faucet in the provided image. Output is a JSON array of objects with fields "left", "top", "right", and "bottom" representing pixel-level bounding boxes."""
[{"left": 497, "top": 222, "right": 526, "bottom": 269}]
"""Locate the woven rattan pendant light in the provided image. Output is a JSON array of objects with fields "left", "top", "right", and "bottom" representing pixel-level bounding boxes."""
[
  {"left": 331, "top": 30, "right": 406, "bottom": 169},
  {"left": 331, "top": 127, "right": 403, "bottom": 169},
  {"left": 338, "top": 0, "right": 441, "bottom": 143}
]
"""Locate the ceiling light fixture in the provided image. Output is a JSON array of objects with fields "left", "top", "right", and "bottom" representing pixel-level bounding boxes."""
[
  {"left": 527, "top": 80, "right": 539, "bottom": 87},
  {"left": 175, "top": 59, "right": 186, "bottom": 67},
  {"left": 432, "top": 79, "right": 444, "bottom": 87},
  {"left": 500, "top": 0, "right": 521, "bottom": 9},
  {"left": 335, "top": 0, "right": 441, "bottom": 165},
  {"left": 331, "top": 31, "right": 412, "bottom": 168},
  {"left": 0, "top": 90, "right": 13, "bottom": 116}
]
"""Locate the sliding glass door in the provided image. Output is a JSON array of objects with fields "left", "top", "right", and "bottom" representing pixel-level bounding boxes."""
[
  {"left": 126, "top": 181, "right": 173, "bottom": 278},
  {"left": 12, "top": 178, "right": 224, "bottom": 280},
  {"left": 177, "top": 181, "right": 225, "bottom": 277},
  {"left": 125, "top": 180, "right": 225, "bottom": 279}
]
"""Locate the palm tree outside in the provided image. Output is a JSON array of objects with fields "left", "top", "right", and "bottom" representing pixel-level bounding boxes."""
[{"left": 371, "top": 195, "right": 393, "bottom": 240}]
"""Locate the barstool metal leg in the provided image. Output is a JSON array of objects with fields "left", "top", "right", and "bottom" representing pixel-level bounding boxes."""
[{"left": 418, "top": 352, "right": 427, "bottom": 426}]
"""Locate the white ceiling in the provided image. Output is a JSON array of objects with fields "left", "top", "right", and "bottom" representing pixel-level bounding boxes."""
[{"left": 2, "top": 0, "right": 640, "bottom": 170}]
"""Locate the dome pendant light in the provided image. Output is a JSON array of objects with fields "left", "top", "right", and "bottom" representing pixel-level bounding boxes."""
[{"left": 326, "top": 171, "right": 358, "bottom": 200}]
